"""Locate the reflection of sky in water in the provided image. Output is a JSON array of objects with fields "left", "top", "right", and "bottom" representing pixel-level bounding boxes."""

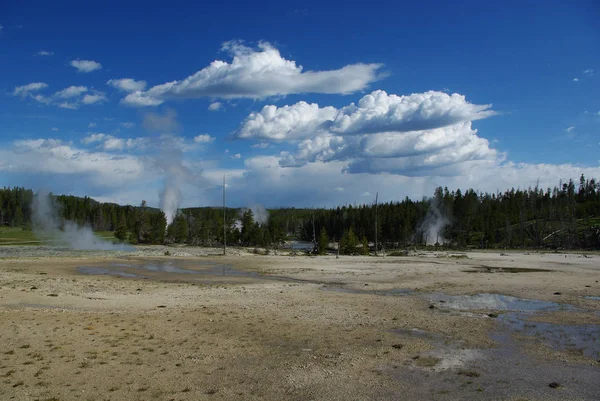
[
  {"left": 78, "top": 266, "right": 143, "bottom": 278},
  {"left": 427, "top": 293, "right": 563, "bottom": 312},
  {"left": 584, "top": 296, "right": 600, "bottom": 301},
  {"left": 500, "top": 313, "right": 600, "bottom": 359},
  {"left": 79, "top": 260, "right": 257, "bottom": 278}
]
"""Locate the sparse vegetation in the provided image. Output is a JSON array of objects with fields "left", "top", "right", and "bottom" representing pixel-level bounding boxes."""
[{"left": 414, "top": 356, "right": 441, "bottom": 367}]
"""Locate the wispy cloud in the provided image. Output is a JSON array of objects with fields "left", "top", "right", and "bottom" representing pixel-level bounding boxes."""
[
  {"left": 55, "top": 85, "right": 88, "bottom": 99},
  {"left": 13, "top": 82, "right": 48, "bottom": 97},
  {"left": 564, "top": 126, "right": 575, "bottom": 133},
  {"left": 36, "top": 50, "right": 54, "bottom": 56},
  {"left": 14, "top": 83, "right": 106, "bottom": 109}
]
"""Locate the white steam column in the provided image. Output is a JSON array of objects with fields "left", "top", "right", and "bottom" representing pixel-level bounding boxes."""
[
  {"left": 223, "top": 175, "right": 226, "bottom": 256},
  {"left": 375, "top": 192, "right": 378, "bottom": 256}
]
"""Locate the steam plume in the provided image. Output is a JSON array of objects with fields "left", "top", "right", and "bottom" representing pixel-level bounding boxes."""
[
  {"left": 418, "top": 198, "right": 449, "bottom": 245},
  {"left": 32, "top": 190, "right": 133, "bottom": 251},
  {"left": 237, "top": 204, "right": 269, "bottom": 226},
  {"left": 142, "top": 108, "right": 207, "bottom": 226},
  {"left": 248, "top": 204, "right": 269, "bottom": 225}
]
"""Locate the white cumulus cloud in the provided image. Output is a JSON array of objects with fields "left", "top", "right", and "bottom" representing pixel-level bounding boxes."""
[
  {"left": 107, "top": 78, "right": 147, "bottom": 92},
  {"left": 208, "top": 102, "right": 223, "bottom": 111},
  {"left": 121, "top": 41, "right": 383, "bottom": 106},
  {"left": 70, "top": 59, "right": 102, "bottom": 73},
  {"left": 235, "top": 101, "right": 338, "bottom": 140},
  {"left": 82, "top": 92, "right": 108, "bottom": 105},
  {"left": 236, "top": 90, "right": 499, "bottom": 175},
  {"left": 235, "top": 90, "right": 494, "bottom": 141},
  {"left": 193, "top": 134, "right": 215, "bottom": 143}
]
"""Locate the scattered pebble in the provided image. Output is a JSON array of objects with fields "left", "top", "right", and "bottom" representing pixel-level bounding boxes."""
[{"left": 548, "top": 382, "right": 561, "bottom": 389}]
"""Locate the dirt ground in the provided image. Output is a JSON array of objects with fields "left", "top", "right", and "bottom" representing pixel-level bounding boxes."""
[{"left": 0, "top": 247, "right": 599, "bottom": 400}]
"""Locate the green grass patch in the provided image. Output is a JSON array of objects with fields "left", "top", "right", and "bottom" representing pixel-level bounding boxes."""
[{"left": 0, "top": 226, "right": 115, "bottom": 246}]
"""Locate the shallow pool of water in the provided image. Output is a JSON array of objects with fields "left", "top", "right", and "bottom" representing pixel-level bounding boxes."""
[
  {"left": 321, "top": 286, "right": 413, "bottom": 296},
  {"left": 78, "top": 266, "right": 145, "bottom": 278},
  {"left": 499, "top": 313, "right": 600, "bottom": 359},
  {"left": 426, "top": 293, "right": 565, "bottom": 312},
  {"left": 78, "top": 259, "right": 260, "bottom": 280}
]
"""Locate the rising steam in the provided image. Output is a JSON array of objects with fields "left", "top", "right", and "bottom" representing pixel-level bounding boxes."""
[
  {"left": 235, "top": 204, "right": 269, "bottom": 228},
  {"left": 417, "top": 198, "right": 450, "bottom": 245},
  {"left": 143, "top": 109, "right": 207, "bottom": 226},
  {"left": 32, "top": 190, "right": 133, "bottom": 251},
  {"left": 248, "top": 204, "right": 269, "bottom": 225}
]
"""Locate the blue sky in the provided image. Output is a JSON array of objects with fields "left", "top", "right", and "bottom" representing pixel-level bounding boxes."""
[{"left": 0, "top": 0, "right": 599, "bottom": 213}]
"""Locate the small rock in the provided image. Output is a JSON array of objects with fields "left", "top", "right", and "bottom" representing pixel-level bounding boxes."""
[
  {"left": 47, "top": 293, "right": 58, "bottom": 297},
  {"left": 392, "top": 344, "right": 404, "bottom": 349},
  {"left": 428, "top": 304, "right": 435, "bottom": 309},
  {"left": 553, "top": 292, "right": 561, "bottom": 295},
  {"left": 30, "top": 286, "right": 38, "bottom": 290},
  {"left": 487, "top": 313, "right": 498, "bottom": 318},
  {"left": 585, "top": 285, "right": 591, "bottom": 288},
  {"left": 548, "top": 382, "right": 561, "bottom": 389},
  {"left": 157, "top": 305, "right": 167, "bottom": 308}
]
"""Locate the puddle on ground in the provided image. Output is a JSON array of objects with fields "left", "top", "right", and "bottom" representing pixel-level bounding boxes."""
[
  {"left": 426, "top": 293, "right": 565, "bottom": 312},
  {"left": 499, "top": 313, "right": 600, "bottom": 359},
  {"left": 78, "top": 259, "right": 334, "bottom": 286},
  {"left": 79, "top": 259, "right": 259, "bottom": 278},
  {"left": 78, "top": 266, "right": 146, "bottom": 278},
  {"left": 389, "top": 322, "right": 600, "bottom": 400},
  {"left": 426, "top": 293, "right": 599, "bottom": 359},
  {"left": 463, "top": 265, "right": 553, "bottom": 273},
  {"left": 584, "top": 296, "right": 600, "bottom": 301},
  {"left": 321, "top": 286, "right": 413, "bottom": 296}
]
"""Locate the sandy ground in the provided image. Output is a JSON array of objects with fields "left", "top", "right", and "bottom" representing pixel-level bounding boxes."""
[{"left": 0, "top": 246, "right": 599, "bottom": 400}]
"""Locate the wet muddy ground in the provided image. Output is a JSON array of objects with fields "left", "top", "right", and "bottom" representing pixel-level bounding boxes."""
[{"left": 0, "top": 247, "right": 599, "bottom": 400}]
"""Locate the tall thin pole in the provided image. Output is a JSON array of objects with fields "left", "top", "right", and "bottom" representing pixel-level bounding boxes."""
[
  {"left": 223, "top": 175, "right": 226, "bottom": 256},
  {"left": 375, "top": 192, "right": 378, "bottom": 256}
]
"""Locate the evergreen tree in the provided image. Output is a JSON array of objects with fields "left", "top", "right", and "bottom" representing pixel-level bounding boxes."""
[{"left": 318, "top": 227, "right": 329, "bottom": 255}]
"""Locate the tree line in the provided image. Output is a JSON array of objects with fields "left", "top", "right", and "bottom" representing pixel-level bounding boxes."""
[{"left": 1, "top": 175, "right": 599, "bottom": 250}]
